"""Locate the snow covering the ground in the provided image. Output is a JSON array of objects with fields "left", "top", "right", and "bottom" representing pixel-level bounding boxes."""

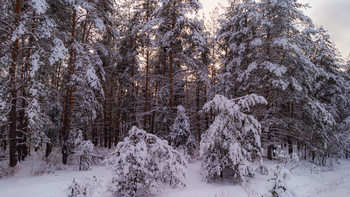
[{"left": 1, "top": 151, "right": 350, "bottom": 197}]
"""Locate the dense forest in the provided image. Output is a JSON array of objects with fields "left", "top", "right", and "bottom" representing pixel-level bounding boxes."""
[{"left": 1, "top": 0, "right": 350, "bottom": 175}]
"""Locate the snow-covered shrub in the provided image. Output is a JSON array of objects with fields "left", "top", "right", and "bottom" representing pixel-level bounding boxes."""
[
  {"left": 266, "top": 165, "right": 295, "bottom": 197},
  {"left": 256, "top": 165, "right": 269, "bottom": 175},
  {"left": 0, "top": 161, "right": 9, "bottom": 178},
  {"left": 105, "top": 126, "right": 187, "bottom": 197},
  {"left": 76, "top": 141, "right": 94, "bottom": 171},
  {"left": 31, "top": 164, "right": 55, "bottom": 176},
  {"left": 75, "top": 131, "right": 94, "bottom": 171},
  {"left": 67, "top": 178, "right": 88, "bottom": 197},
  {"left": 273, "top": 145, "right": 286, "bottom": 163},
  {"left": 310, "top": 164, "right": 321, "bottom": 174},
  {"left": 67, "top": 176, "right": 107, "bottom": 197},
  {"left": 288, "top": 153, "right": 299, "bottom": 163},
  {"left": 214, "top": 192, "right": 234, "bottom": 197},
  {"left": 274, "top": 146, "right": 300, "bottom": 165},
  {"left": 169, "top": 105, "right": 196, "bottom": 160},
  {"left": 200, "top": 94, "right": 266, "bottom": 183}
]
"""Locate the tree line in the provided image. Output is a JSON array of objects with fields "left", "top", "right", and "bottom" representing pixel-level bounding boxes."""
[{"left": 1, "top": 0, "right": 349, "bottom": 168}]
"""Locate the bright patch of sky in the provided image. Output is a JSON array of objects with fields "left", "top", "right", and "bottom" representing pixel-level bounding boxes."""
[{"left": 199, "top": 0, "right": 350, "bottom": 59}]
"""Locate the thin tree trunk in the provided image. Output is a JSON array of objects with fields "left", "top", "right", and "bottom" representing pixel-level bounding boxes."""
[
  {"left": 169, "top": 50, "right": 173, "bottom": 109},
  {"left": 115, "top": 87, "right": 122, "bottom": 145},
  {"left": 103, "top": 87, "right": 108, "bottom": 148},
  {"left": 267, "top": 132, "right": 273, "bottom": 160},
  {"left": 108, "top": 87, "right": 113, "bottom": 149},
  {"left": 288, "top": 102, "right": 294, "bottom": 154},
  {"left": 144, "top": 50, "right": 150, "bottom": 129},
  {"left": 196, "top": 83, "right": 201, "bottom": 145}
]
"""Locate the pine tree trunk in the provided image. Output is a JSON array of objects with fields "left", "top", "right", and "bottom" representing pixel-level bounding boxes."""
[
  {"left": 9, "top": 0, "right": 22, "bottom": 167},
  {"left": 144, "top": 50, "right": 149, "bottom": 129},
  {"left": 18, "top": 13, "right": 35, "bottom": 161},
  {"left": 18, "top": 93, "right": 27, "bottom": 162},
  {"left": 288, "top": 102, "right": 294, "bottom": 155},
  {"left": 169, "top": 50, "right": 173, "bottom": 109},
  {"left": 45, "top": 142, "right": 52, "bottom": 159},
  {"left": 9, "top": 92, "right": 18, "bottom": 167},
  {"left": 267, "top": 132, "right": 273, "bottom": 160},
  {"left": 61, "top": 9, "right": 77, "bottom": 164},
  {"left": 115, "top": 87, "right": 122, "bottom": 145},
  {"left": 103, "top": 89, "right": 108, "bottom": 148},
  {"left": 108, "top": 88, "right": 113, "bottom": 149},
  {"left": 288, "top": 138, "right": 293, "bottom": 154},
  {"left": 196, "top": 84, "right": 201, "bottom": 145},
  {"left": 204, "top": 86, "right": 209, "bottom": 129}
]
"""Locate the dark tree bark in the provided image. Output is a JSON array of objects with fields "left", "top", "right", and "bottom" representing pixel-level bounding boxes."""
[
  {"left": 9, "top": 0, "right": 22, "bottom": 167},
  {"left": 61, "top": 9, "right": 77, "bottom": 164}
]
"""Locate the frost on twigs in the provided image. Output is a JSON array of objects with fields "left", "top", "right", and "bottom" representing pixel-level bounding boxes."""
[
  {"left": 200, "top": 94, "right": 265, "bottom": 183},
  {"left": 105, "top": 126, "right": 187, "bottom": 197}
]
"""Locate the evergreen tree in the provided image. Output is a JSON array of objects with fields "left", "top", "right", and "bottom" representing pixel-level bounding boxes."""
[
  {"left": 105, "top": 126, "right": 187, "bottom": 197},
  {"left": 267, "top": 165, "right": 295, "bottom": 197},
  {"left": 58, "top": 0, "right": 113, "bottom": 164},
  {"left": 217, "top": 0, "right": 348, "bottom": 163},
  {"left": 0, "top": 0, "right": 64, "bottom": 167},
  {"left": 149, "top": 0, "right": 210, "bottom": 137},
  {"left": 310, "top": 27, "right": 350, "bottom": 162},
  {"left": 200, "top": 94, "right": 266, "bottom": 183},
  {"left": 169, "top": 105, "right": 196, "bottom": 159}
]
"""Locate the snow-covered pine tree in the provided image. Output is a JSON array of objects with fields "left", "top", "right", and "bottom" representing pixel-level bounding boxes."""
[
  {"left": 74, "top": 131, "right": 94, "bottom": 171},
  {"left": 105, "top": 126, "right": 187, "bottom": 197},
  {"left": 217, "top": 0, "right": 260, "bottom": 99},
  {"left": 217, "top": 0, "right": 346, "bottom": 163},
  {"left": 169, "top": 105, "right": 196, "bottom": 159},
  {"left": 94, "top": 0, "right": 119, "bottom": 149},
  {"left": 113, "top": 0, "right": 141, "bottom": 136},
  {"left": 253, "top": 0, "right": 337, "bottom": 161},
  {"left": 147, "top": 0, "right": 210, "bottom": 138},
  {"left": 0, "top": 0, "right": 65, "bottom": 166},
  {"left": 200, "top": 94, "right": 266, "bottom": 183},
  {"left": 58, "top": 0, "right": 110, "bottom": 164},
  {"left": 309, "top": 27, "right": 350, "bottom": 163},
  {"left": 150, "top": 0, "right": 204, "bottom": 109},
  {"left": 132, "top": 0, "right": 159, "bottom": 131}
]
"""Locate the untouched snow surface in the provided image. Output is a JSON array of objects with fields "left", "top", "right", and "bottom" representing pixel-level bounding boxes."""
[{"left": 1, "top": 153, "right": 350, "bottom": 197}]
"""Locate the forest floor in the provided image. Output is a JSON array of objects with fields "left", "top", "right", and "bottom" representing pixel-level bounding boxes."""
[{"left": 1, "top": 149, "right": 350, "bottom": 197}]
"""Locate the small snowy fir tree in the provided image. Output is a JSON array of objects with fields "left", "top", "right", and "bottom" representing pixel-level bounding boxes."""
[
  {"left": 169, "top": 105, "right": 196, "bottom": 160},
  {"left": 273, "top": 145, "right": 286, "bottom": 163},
  {"left": 200, "top": 94, "right": 266, "bottom": 183},
  {"left": 67, "top": 176, "right": 107, "bottom": 197},
  {"left": 75, "top": 131, "right": 94, "bottom": 171},
  {"left": 105, "top": 126, "right": 187, "bottom": 197},
  {"left": 266, "top": 165, "right": 295, "bottom": 197},
  {"left": 67, "top": 179, "right": 86, "bottom": 197},
  {"left": 0, "top": 161, "right": 9, "bottom": 178}
]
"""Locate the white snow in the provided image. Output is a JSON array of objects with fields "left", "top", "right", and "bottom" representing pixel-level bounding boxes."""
[
  {"left": 30, "top": 0, "right": 48, "bottom": 14},
  {"left": 1, "top": 152, "right": 350, "bottom": 197},
  {"left": 49, "top": 38, "right": 68, "bottom": 66}
]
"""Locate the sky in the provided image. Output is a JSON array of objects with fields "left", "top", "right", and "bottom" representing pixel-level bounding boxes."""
[{"left": 199, "top": 0, "right": 350, "bottom": 59}]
